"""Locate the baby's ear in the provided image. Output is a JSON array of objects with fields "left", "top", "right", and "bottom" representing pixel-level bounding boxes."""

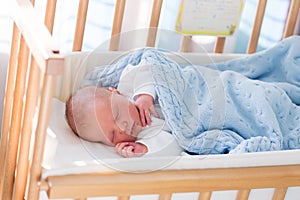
[
  {"left": 108, "top": 87, "right": 122, "bottom": 95},
  {"left": 108, "top": 87, "right": 117, "bottom": 92}
]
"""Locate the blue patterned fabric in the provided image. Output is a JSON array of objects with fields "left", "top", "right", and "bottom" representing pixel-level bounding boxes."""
[{"left": 82, "top": 36, "right": 300, "bottom": 154}]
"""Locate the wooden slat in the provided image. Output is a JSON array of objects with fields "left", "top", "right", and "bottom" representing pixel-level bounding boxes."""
[
  {"left": 272, "top": 188, "right": 287, "bottom": 200},
  {"left": 247, "top": 0, "right": 267, "bottom": 54},
  {"left": 179, "top": 35, "right": 192, "bottom": 52},
  {"left": 109, "top": 0, "right": 126, "bottom": 51},
  {"left": 236, "top": 189, "right": 250, "bottom": 200},
  {"left": 2, "top": 36, "right": 30, "bottom": 200},
  {"left": 214, "top": 37, "right": 226, "bottom": 53},
  {"left": 146, "top": 0, "right": 163, "bottom": 47},
  {"left": 45, "top": 165, "right": 300, "bottom": 199},
  {"left": 44, "top": 0, "right": 57, "bottom": 34},
  {"left": 73, "top": 0, "right": 89, "bottom": 51},
  {"left": 198, "top": 191, "right": 212, "bottom": 200},
  {"left": 0, "top": 23, "right": 20, "bottom": 197},
  {"left": 159, "top": 194, "right": 172, "bottom": 200},
  {"left": 13, "top": 59, "right": 41, "bottom": 200},
  {"left": 283, "top": 0, "right": 300, "bottom": 38},
  {"left": 118, "top": 196, "right": 130, "bottom": 200},
  {"left": 27, "top": 74, "right": 56, "bottom": 200}
]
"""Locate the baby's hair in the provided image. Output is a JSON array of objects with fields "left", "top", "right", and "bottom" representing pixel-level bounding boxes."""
[
  {"left": 65, "top": 94, "right": 78, "bottom": 135},
  {"left": 65, "top": 86, "right": 111, "bottom": 141}
]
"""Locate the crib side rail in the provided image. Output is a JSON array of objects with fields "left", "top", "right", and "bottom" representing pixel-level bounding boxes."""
[
  {"left": 44, "top": 165, "right": 300, "bottom": 199},
  {"left": 0, "top": 0, "right": 64, "bottom": 199}
]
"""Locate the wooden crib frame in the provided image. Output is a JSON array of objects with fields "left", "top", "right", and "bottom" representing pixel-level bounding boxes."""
[{"left": 1, "top": 0, "right": 300, "bottom": 199}]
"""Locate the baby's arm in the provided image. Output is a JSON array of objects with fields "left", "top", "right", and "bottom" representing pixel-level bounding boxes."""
[{"left": 115, "top": 142, "right": 148, "bottom": 158}]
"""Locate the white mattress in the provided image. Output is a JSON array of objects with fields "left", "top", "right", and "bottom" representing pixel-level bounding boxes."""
[{"left": 42, "top": 98, "right": 300, "bottom": 179}]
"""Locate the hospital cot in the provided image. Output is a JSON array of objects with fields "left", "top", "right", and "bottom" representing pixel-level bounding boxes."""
[{"left": 0, "top": 0, "right": 300, "bottom": 200}]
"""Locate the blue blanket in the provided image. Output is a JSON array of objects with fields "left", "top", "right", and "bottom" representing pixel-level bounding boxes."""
[{"left": 83, "top": 36, "right": 300, "bottom": 154}]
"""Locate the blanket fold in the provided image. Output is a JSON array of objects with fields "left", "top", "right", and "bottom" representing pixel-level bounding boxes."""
[{"left": 82, "top": 36, "right": 300, "bottom": 154}]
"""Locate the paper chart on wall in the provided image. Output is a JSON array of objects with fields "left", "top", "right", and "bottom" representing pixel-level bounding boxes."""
[{"left": 176, "top": 0, "right": 243, "bottom": 36}]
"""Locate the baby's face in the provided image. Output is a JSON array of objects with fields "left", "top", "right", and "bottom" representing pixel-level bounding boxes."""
[{"left": 95, "top": 92, "right": 143, "bottom": 146}]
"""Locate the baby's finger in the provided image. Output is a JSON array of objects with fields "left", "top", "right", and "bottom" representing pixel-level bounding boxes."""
[
  {"left": 118, "top": 147, "right": 128, "bottom": 157},
  {"left": 150, "top": 106, "right": 159, "bottom": 118},
  {"left": 116, "top": 145, "right": 124, "bottom": 156},
  {"left": 123, "top": 146, "right": 135, "bottom": 157},
  {"left": 145, "top": 109, "right": 152, "bottom": 126},
  {"left": 139, "top": 109, "right": 146, "bottom": 127},
  {"left": 116, "top": 142, "right": 128, "bottom": 149},
  {"left": 115, "top": 142, "right": 128, "bottom": 155},
  {"left": 121, "top": 148, "right": 129, "bottom": 157},
  {"left": 116, "top": 147, "right": 122, "bottom": 156}
]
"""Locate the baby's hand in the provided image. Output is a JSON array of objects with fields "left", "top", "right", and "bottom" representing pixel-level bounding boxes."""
[
  {"left": 135, "top": 94, "right": 159, "bottom": 127},
  {"left": 115, "top": 142, "right": 148, "bottom": 158}
]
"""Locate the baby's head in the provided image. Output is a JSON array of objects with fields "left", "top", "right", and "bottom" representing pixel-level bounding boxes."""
[{"left": 65, "top": 86, "right": 143, "bottom": 146}]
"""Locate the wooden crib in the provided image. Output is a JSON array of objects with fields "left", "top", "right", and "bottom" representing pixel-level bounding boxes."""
[{"left": 1, "top": 0, "right": 300, "bottom": 199}]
